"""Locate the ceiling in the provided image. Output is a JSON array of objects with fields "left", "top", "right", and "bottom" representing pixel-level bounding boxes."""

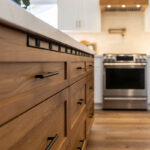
[{"left": 100, "top": 0, "right": 149, "bottom": 12}]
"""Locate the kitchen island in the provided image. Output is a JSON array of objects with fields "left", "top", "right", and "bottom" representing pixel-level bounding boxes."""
[{"left": 0, "top": 0, "right": 94, "bottom": 150}]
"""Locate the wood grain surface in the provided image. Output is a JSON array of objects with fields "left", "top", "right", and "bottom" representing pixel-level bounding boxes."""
[{"left": 87, "top": 110, "right": 150, "bottom": 150}]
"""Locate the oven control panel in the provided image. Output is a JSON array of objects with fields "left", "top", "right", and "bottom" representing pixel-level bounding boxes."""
[
  {"left": 135, "top": 55, "right": 147, "bottom": 63},
  {"left": 103, "top": 54, "right": 147, "bottom": 63}
]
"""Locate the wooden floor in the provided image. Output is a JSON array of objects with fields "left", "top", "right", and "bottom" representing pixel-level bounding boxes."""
[{"left": 87, "top": 110, "right": 150, "bottom": 150}]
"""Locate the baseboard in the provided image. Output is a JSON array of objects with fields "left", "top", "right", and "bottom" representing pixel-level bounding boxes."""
[
  {"left": 95, "top": 103, "right": 150, "bottom": 110},
  {"left": 94, "top": 103, "right": 103, "bottom": 110}
]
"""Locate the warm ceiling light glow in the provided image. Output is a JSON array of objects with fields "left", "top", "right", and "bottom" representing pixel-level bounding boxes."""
[
  {"left": 121, "top": 5, "right": 126, "bottom": 8},
  {"left": 136, "top": 4, "right": 141, "bottom": 8},
  {"left": 107, "top": 5, "right": 111, "bottom": 8}
]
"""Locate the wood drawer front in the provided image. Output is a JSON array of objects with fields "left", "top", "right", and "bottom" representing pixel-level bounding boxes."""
[
  {"left": 71, "top": 112, "right": 86, "bottom": 150},
  {"left": 86, "top": 102, "right": 94, "bottom": 138},
  {"left": 0, "top": 89, "right": 68, "bottom": 150},
  {"left": 0, "top": 62, "right": 67, "bottom": 101},
  {"left": 87, "top": 74, "right": 94, "bottom": 104},
  {"left": 70, "top": 78, "right": 86, "bottom": 128},
  {"left": 0, "top": 62, "right": 68, "bottom": 126},
  {"left": 87, "top": 101, "right": 94, "bottom": 120},
  {"left": 70, "top": 61, "right": 86, "bottom": 83},
  {"left": 86, "top": 61, "right": 94, "bottom": 72}
]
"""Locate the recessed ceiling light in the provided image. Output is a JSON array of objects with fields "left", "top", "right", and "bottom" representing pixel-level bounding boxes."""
[
  {"left": 136, "top": 4, "right": 141, "bottom": 8},
  {"left": 121, "top": 5, "right": 126, "bottom": 8},
  {"left": 107, "top": 5, "right": 111, "bottom": 8}
]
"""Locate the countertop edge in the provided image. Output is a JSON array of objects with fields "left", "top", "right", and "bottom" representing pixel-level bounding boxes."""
[{"left": 0, "top": 0, "right": 95, "bottom": 55}]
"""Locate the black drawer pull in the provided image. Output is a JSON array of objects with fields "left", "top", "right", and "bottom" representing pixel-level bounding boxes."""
[
  {"left": 89, "top": 86, "right": 93, "bottom": 90},
  {"left": 77, "top": 140, "right": 85, "bottom": 150},
  {"left": 35, "top": 72, "right": 59, "bottom": 79},
  {"left": 89, "top": 113, "right": 94, "bottom": 118},
  {"left": 89, "top": 64, "right": 93, "bottom": 67},
  {"left": 89, "top": 115, "right": 93, "bottom": 118},
  {"left": 76, "top": 67, "right": 85, "bottom": 70},
  {"left": 46, "top": 134, "right": 59, "bottom": 150},
  {"left": 77, "top": 99, "right": 84, "bottom": 105}
]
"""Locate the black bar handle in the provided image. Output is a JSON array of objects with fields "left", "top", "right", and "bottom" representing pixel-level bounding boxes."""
[
  {"left": 89, "top": 64, "right": 93, "bottom": 67},
  {"left": 79, "top": 99, "right": 84, "bottom": 102},
  {"left": 77, "top": 140, "right": 85, "bottom": 150},
  {"left": 77, "top": 99, "right": 84, "bottom": 105},
  {"left": 89, "top": 115, "right": 93, "bottom": 118},
  {"left": 35, "top": 72, "right": 59, "bottom": 79},
  {"left": 89, "top": 86, "right": 93, "bottom": 90},
  {"left": 89, "top": 113, "right": 94, "bottom": 118},
  {"left": 76, "top": 67, "right": 85, "bottom": 70},
  {"left": 46, "top": 134, "right": 59, "bottom": 150},
  {"left": 77, "top": 101, "right": 82, "bottom": 105}
]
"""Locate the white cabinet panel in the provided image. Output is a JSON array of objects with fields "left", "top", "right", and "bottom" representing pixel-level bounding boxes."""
[
  {"left": 58, "top": 0, "right": 101, "bottom": 31},
  {"left": 145, "top": 6, "right": 150, "bottom": 32},
  {"left": 83, "top": 0, "right": 101, "bottom": 31},
  {"left": 145, "top": 0, "right": 150, "bottom": 32},
  {"left": 58, "top": 0, "right": 78, "bottom": 30},
  {"left": 147, "top": 56, "right": 150, "bottom": 105},
  {"left": 94, "top": 55, "right": 103, "bottom": 104}
]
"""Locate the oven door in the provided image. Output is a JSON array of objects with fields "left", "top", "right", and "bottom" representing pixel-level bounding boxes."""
[{"left": 104, "top": 63, "right": 147, "bottom": 97}]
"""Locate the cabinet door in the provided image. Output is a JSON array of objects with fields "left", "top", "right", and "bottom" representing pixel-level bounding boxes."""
[
  {"left": 145, "top": 6, "right": 150, "bottom": 32},
  {"left": 82, "top": 0, "right": 101, "bottom": 31},
  {"left": 70, "top": 110, "right": 86, "bottom": 150},
  {"left": 0, "top": 89, "right": 68, "bottom": 150},
  {"left": 58, "top": 0, "right": 101, "bottom": 31},
  {"left": 58, "top": 0, "right": 78, "bottom": 30}
]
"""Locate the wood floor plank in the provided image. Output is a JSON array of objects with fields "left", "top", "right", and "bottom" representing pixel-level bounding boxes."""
[{"left": 87, "top": 110, "right": 150, "bottom": 150}]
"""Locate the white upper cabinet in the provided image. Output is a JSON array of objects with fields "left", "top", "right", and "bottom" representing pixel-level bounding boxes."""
[
  {"left": 145, "top": 0, "right": 150, "bottom": 32},
  {"left": 145, "top": 5, "right": 150, "bottom": 32},
  {"left": 58, "top": 0, "right": 101, "bottom": 31}
]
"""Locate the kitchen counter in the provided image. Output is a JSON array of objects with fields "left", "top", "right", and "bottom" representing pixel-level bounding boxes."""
[
  {"left": 0, "top": 0, "right": 94, "bottom": 54},
  {"left": 0, "top": 2, "right": 94, "bottom": 148}
]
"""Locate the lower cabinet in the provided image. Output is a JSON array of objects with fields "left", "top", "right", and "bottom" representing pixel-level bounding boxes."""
[
  {"left": 0, "top": 89, "right": 68, "bottom": 150},
  {"left": 86, "top": 100, "right": 94, "bottom": 138},
  {"left": 69, "top": 75, "right": 94, "bottom": 150},
  {"left": 70, "top": 77, "right": 86, "bottom": 129},
  {"left": 0, "top": 24, "right": 94, "bottom": 150},
  {"left": 0, "top": 75, "right": 94, "bottom": 150},
  {"left": 70, "top": 109, "right": 86, "bottom": 150}
]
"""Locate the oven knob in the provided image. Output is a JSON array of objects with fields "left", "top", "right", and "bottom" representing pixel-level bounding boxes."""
[
  {"left": 110, "top": 59, "right": 115, "bottom": 63},
  {"left": 111, "top": 59, "right": 115, "bottom": 63},
  {"left": 136, "top": 59, "right": 143, "bottom": 63},
  {"left": 104, "top": 59, "right": 109, "bottom": 63},
  {"left": 141, "top": 59, "right": 146, "bottom": 63}
]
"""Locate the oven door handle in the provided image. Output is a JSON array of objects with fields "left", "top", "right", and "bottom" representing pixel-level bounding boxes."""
[
  {"left": 104, "top": 64, "right": 146, "bottom": 68},
  {"left": 104, "top": 97, "right": 147, "bottom": 101},
  {"left": 104, "top": 63, "right": 146, "bottom": 67}
]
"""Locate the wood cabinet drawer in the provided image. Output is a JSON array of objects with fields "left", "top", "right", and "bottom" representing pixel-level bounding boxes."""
[
  {"left": 70, "top": 61, "right": 86, "bottom": 83},
  {"left": 70, "top": 78, "right": 86, "bottom": 128},
  {"left": 86, "top": 61, "right": 94, "bottom": 72},
  {"left": 86, "top": 73, "right": 94, "bottom": 104},
  {"left": 71, "top": 110, "right": 86, "bottom": 150},
  {"left": 0, "top": 62, "right": 68, "bottom": 125},
  {"left": 86, "top": 101, "right": 94, "bottom": 138},
  {"left": 0, "top": 89, "right": 68, "bottom": 150},
  {"left": 0, "top": 62, "right": 67, "bottom": 100}
]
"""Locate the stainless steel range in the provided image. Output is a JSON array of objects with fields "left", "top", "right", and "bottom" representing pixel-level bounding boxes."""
[{"left": 103, "top": 54, "right": 147, "bottom": 110}]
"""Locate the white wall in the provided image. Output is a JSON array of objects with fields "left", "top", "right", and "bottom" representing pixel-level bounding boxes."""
[{"left": 66, "top": 12, "right": 150, "bottom": 55}]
